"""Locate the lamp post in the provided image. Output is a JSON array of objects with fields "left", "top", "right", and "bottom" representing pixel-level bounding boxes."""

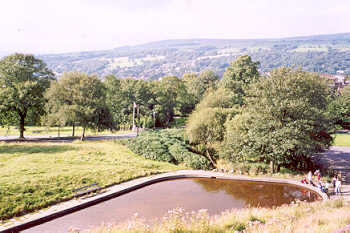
[
  {"left": 137, "top": 105, "right": 140, "bottom": 136},
  {"left": 132, "top": 102, "right": 137, "bottom": 131},
  {"left": 153, "top": 109, "right": 156, "bottom": 129}
]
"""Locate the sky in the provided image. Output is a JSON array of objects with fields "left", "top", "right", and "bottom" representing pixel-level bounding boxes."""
[{"left": 1, "top": 0, "right": 350, "bottom": 54}]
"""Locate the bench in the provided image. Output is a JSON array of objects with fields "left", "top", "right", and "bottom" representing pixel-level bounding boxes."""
[
  {"left": 72, "top": 183, "right": 100, "bottom": 197},
  {"left": 32, "top": 130, "right": 42, "bottom": 133}
]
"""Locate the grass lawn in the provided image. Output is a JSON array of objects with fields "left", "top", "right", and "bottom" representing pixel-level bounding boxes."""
[
  {"left": 0, "top": 125, "right": 130, "bottom": 137},
  {"left": 0, "top": 141, "right": 183, "bottom": 221},
  {"left": 332, "top": 133, "right": 350, "bottom": 147}
]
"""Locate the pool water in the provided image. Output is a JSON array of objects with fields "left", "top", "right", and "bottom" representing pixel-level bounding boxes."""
[{"left": 24, "top": 178, "right": 320, "bottom": 233}]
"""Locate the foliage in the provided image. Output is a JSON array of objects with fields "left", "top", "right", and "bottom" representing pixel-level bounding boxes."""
[
  {"left": 125, "top": 129, "right": 212, "bottom": 169},
  {"left": 186, "top": 55, "right": 259, "bottom": 164},
  {"left": 44, "top": 71, "right": 114, "bottom": 139},
  {"left": 220, "top": 55, "right": 260, "bottom": 106},
  {"left": 327, "top": 85, "right": 350, "bottom": 129},
  {"left": 222, "top": 68, "right": 334, "bottom": 171},
  {"left": 168, "top": 117, "right": 187, "bottom": 128},
  {"left": 0, "top": 141, "right": 180, "bottom": 221},
  {"left": 152, "top": 76, "right": 196, "bottom": 125},
  {"left": 104, "top": 75, "right": 192, "bottom": 129},
  {"left": 186, "top": 107, "right": 230, "bottom": 146},
  {"left": 0, "top": 53, "right": 54, "bottom": 138},
  {"left": 104, "top": 75, "right": 154, "bottom": 130},
  {"left": 183, "top": 70, "right": 219, "bottom": 108}
]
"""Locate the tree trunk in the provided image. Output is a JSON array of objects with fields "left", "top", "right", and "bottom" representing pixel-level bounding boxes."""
[
  {"left": 57, "top": 125, "right": 60, "bottom": 137},
  {"left": 81, "top": 127, "right": 85, "bottom": 141},
  {"left": 19, "top": 113, "right": 25, "bottom": 139},
  {"left": 206, "top": 150, "right": 216, "bottom": 168},
  {"left": 72, "top": 123, "right": 75, "bottom": 137},
  {"left": 270, "top": 161, "right": 275, "bottom": 173},
  {"left": 277, "top": 164, "right": 281, "bottom": 172}
]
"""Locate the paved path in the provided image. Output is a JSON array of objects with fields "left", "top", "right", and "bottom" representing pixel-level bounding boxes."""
[{"left": 316, "top": 146, "right": 350, "bottom": 201}]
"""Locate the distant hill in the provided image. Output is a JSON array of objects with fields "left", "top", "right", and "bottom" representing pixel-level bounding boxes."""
[{"left": 37, "top": 33, "right": 350, "bottom": 79}]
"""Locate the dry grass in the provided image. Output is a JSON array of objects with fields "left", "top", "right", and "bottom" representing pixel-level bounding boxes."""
[{"left": 85, "top": 199, "right": 350, "bottom": 233}]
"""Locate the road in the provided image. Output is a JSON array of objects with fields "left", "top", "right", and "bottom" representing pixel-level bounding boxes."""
[{"left": 316, "top": 146, "right": 350, "bottom": 201}]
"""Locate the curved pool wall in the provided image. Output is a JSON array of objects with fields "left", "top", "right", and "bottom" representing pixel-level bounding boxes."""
[{"left": 1, "top": 170, "right": 327, "bottom": 233}]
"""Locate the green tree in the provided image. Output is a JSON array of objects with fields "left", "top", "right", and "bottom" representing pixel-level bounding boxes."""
[
  {"left": 185, "top": 56, "right": 259, "bottom": 164},
  {"left": 328, "top": 85, "right": 350, "bottom": 129},
  {"left": 186, "top": 88, "right": 240, "bottom": 165},
  {"left": 183, "top": 70, "right": 218, "bottom": 105},
  {"left": 222, "top": 68, "right": 334, "bottom": 171},
  {"left": 152, "top": 76, "right": 187, "bottom": 126},
  {"left": 0, "top": 53, "right": 54, "bottom": 138},
  {"left": 220, "top": 55, "right": 260, "bottom": 106},
  {"left": 104, "top": 76, "right": 154, "bottom": 130},
  {"left": 44, "top": 72, "right": 114, "bottom": 139}
]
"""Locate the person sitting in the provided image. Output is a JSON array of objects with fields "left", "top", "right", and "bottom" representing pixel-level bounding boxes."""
[
  {"left": 301, "top": 177, "right": 309, "bottom": 184},
  {"left": 316, "top": 170, "right": 321, "bottom": 182},
  {"left": 325, "top": 181, "right": 330, "bottom": 194},
  {"left": 318, "top": 181, "right": 326, "bottom": 193},
  {"left": 307, "top": 171, "right": 314, "bottom": 186}
]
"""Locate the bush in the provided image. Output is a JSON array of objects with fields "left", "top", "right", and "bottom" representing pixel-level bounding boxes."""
[
  {"left": 126, "top": 129, "right": 212, "bottom": 169},
  {"left": 216, "top": 159, "right": 270, "bottom": 175},
  {"left": 183, "top": 153, "right": 212, "bottom": 170},
  {"left": 127, "top": 131, "right": 175, "bottom": 163}
]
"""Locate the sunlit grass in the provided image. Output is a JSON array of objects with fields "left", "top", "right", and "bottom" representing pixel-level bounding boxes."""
[
  {"left": 89, "top": 199, "right": 350, "bottom": 233},
  {"left": 0, "top": 125, "right": 131, "bottom": 137},
  {"left": 332, "top": 133, "right": 350, "bottom": 147},
  {"left": 0, "top": 141, "right": 182, "bottom": 221}
]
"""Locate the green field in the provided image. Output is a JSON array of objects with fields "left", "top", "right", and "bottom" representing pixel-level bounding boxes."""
[
  {"left": 0, "top": 141, "right": 183, "bottom": 221},
  {"left": 332, "top": 133, "right": 350, "bottom": 147},
  {"left": 0, "top": 125, "right": 130, "bottom": 137}
]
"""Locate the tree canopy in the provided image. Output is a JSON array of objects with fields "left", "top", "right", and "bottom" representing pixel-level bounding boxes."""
[
  {"left": 328, "top": 85, "right": 350, "bottom": 129},
  {"left": 222, "top": 68, "right": 334, "bottom": 171},
  {"left": 220, "top": 55, "right": 260, "bottom": 106},
  {"left": 44, "top": 71, "right": 114, "bottom": 139},
  {"left": 0, "top": 53, "right": 54, "bottom": 138},
  {"left": 186, "top": 55, "right": 260, "bottom": 163}
]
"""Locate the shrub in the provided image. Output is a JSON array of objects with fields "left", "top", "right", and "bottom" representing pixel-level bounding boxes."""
[
  {"left": 126, "top": 129, "right": 212, "bottom": 169},
  {"left": 127, "top": 131, "right": 175, "bottom": 163}
]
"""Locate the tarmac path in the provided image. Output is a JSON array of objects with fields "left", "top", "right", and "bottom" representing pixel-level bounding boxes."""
[{"left": 316, "top": 146, "right": 350, "bottom": 201}]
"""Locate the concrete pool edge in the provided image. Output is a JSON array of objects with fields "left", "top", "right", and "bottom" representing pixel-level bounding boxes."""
[{"left": 0, "top": 170, "right": 328, "bottom": 233}]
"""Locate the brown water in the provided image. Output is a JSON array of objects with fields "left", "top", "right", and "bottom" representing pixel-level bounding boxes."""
[{"left": 24, "top": 178, "right": 321, "bottom": 233}]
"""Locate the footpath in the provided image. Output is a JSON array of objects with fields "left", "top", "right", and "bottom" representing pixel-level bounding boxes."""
[{"left": 316, "top": 146, "right": 350, "bottom": 202}]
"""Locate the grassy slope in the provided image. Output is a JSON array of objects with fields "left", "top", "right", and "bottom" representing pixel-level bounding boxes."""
[
  {"left": 90, "top": 199, "right": 350, "bottom": 233},
  {"left": 0, "top": 141, "right": 182, "bottom": 220},
  {"left": 332, "top": 133, "right": 350, "bottom": 147}
]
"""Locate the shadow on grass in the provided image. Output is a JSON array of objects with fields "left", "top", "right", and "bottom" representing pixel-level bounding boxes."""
[{"left": 0, "top": 144, "right": 76, "bottom": 154}]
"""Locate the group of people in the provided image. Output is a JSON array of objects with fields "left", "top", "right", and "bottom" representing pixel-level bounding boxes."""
[{"left": 301, "top": 170, "right": 342, "bottom": 195}]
